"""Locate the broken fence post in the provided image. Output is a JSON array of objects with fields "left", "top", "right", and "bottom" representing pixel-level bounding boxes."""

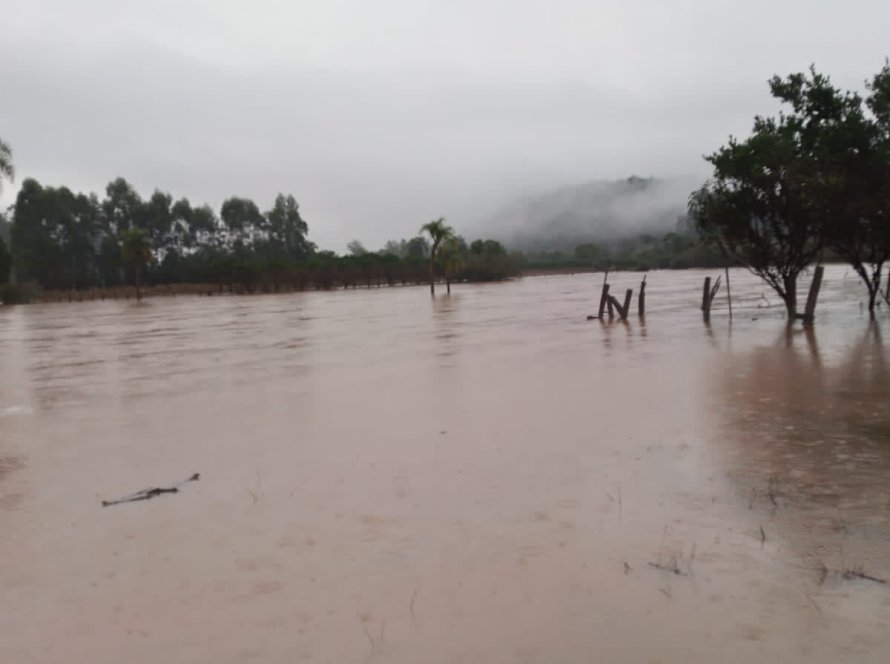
[
  {"left": 598, "top": 282, "right": 610, "bottom": 319},
  {"left": 702, "top": 275, "right": 721, "bottom": 322}
]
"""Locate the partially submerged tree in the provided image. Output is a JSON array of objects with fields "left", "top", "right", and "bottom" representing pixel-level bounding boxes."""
[
  {"left": 692, "top": 64, "right": 890, "bottom": 316},
  {"left": 690, "top": 75, "right": 826, "bottom": 318},
  {"left": 420, "top": 218, "right": 454, "bottom": 295},
  {"left": 438, "top": 236, "right": 467, "bottom": 294},
  {"left": 772, "top": 66, "right": 890, "bottom": 312},
  {"left": 862, "top": 63, "right": 890, "bottom": 306},
  {"left": 121, "top": 228, "right": 152, "bottom": 301}
]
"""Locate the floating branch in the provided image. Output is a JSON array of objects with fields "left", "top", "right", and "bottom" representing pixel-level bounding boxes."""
[{"left": 102, "top": 473, "right": 200, "bottom": 507}]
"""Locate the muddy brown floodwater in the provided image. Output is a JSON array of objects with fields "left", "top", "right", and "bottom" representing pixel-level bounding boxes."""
[{"left": 2, "top": 266, "right": 889, "bottom": 663}]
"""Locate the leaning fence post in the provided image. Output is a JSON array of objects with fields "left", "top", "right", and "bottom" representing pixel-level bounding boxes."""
[
  {"left": 622, "top": 289, "right": 633, "bottom": 320},
  {"left": 598, "top": 282, "right": 610, "bottom": 319},
  {"left": 638, "top": 276, "right": 646, "bottom": 317}
]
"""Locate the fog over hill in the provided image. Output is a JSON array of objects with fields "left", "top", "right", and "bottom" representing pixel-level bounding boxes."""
[{"left": 478, "top": 176, "right": 699, "bottom": 252}]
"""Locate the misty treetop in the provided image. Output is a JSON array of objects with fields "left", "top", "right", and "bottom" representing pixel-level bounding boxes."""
[{"left": 0, "top": 137, "right": 13, "bottom": 192}]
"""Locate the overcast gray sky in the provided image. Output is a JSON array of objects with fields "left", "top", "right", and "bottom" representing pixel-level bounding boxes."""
[{"left": 1, "top": 0, "right": 888, "bottom": 250}]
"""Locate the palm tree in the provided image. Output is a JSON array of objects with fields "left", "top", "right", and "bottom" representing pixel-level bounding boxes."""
[
  {"left": 121, "top": 228, "right": 152, "bottom": 301},
  {"left": 0, "top": 138, "right": 14, "bottom": 192},
  {"left": 439, "top": 237, "right": 466, "bottom": 294},
  {"left": 420, "top": 217, "right": 453, "bottom": 295}
]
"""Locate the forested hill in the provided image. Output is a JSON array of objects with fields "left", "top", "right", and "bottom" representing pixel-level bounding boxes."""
[{"left": 480, "top": 176, "right": 694, "bottom": 252}]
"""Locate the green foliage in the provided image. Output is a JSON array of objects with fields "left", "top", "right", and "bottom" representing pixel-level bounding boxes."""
[
  {"left": 0, "top": 137, "right": 13, "bottom": 192},
  {"left": 0, "top": 283, "right": 37, "bottom": 305},
  {"left": 121, "top": 228, "right": 152, "bottom": 271},
  {"left": 0, "top": 236, "right": 11, "bottom": 284},
  {"left": 263, "top": 194, "right": 314, "bottom": 260},
  {"left": 691, "top": 63, "right": 890, "bottom": 313}
]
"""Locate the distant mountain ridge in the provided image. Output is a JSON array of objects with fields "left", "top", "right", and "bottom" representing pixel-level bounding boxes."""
[{"left": 481, "top": 176, "right": 694, "bottom": 252}]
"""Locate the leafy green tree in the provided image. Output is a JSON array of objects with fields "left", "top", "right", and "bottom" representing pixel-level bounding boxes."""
[
  {"left": 221, "top": 197, "right": 264, "bottom": 254},
  {"left": 0, "top": 236, "right": 11, "bottom": 284},
  {"left": 265, "top": 194, "right": 313, "bottom": 259},
  {"left": 11, "top": 179, "right": 103, "bottom": 288},
  {"left": 420, "top": 218, "right": 454, "bottom": 295},
  {"left": 103, "top": 178, "right": 143, "bottom": 234},
  {"left": 0, "top": 138, "right": 13, "bottom": 193},
  {"left": 770, "top": 66, "right": 889, "bottom": 311},
  {"left": 142, "top": 190, "right": 174, "bottom": 252},
  {"left": 121, "top": 228, "right": 152, "bottom": 300},
  {"left": 828, "top": 63, "right": 890, "bottom": 309},
  {"left": 689, "top": 77, "right": 825, "bottom": 318}
]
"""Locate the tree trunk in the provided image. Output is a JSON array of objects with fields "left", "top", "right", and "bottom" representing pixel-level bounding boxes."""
[
  {"left": 782, "top": 274, "right": 797, "bottom": 318},
  {"left": 446, "top": 277, "right": 451, "bottom": 294},
  {"left": 429, "top": 252, "right": 435, "bottom": 296},
  {"left": 867, "top": 265, "right": 882, "bottom": 312}
]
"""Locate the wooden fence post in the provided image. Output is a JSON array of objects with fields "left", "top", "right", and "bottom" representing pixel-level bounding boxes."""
[
  {"left": 725, "top": 267, "right": 733, "bottom": 321},
  {"left": 638, "top": 276, "right": 646, "bottom": 317},
  {"left": 597, "top": 283, "right": 610, "bottom": 319},
  {"left": 702, "top": 276, "right": 721, "bottom": 322},
  {"left": 701, "top": 277, "right": 711, "bottom": 312}
]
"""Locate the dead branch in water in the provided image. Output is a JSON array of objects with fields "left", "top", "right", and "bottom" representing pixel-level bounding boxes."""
[
  {"left": 101, "top": 473, "right": 200, "bottom": 507},
  {"left": 843, "top": 568, "right": 887, "bottom": 584},
  {"left": 648, "top": 560, "right": 686, "bottom": 576}
]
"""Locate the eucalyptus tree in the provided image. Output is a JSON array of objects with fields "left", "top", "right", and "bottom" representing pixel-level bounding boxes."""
[
  {"left": 0, "top": 137, "right": 13, "bottom": 192},
  {"left": 121, "top": 228, "right": 152, "bottom": 301}
]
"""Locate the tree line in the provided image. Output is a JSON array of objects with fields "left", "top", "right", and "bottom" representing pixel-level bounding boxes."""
[
  {"left": 0, "top": 170, "right": 520, "bottom": 300},
  {"left": 690, "top": 63, "right": 890, "bottom": 316}
]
